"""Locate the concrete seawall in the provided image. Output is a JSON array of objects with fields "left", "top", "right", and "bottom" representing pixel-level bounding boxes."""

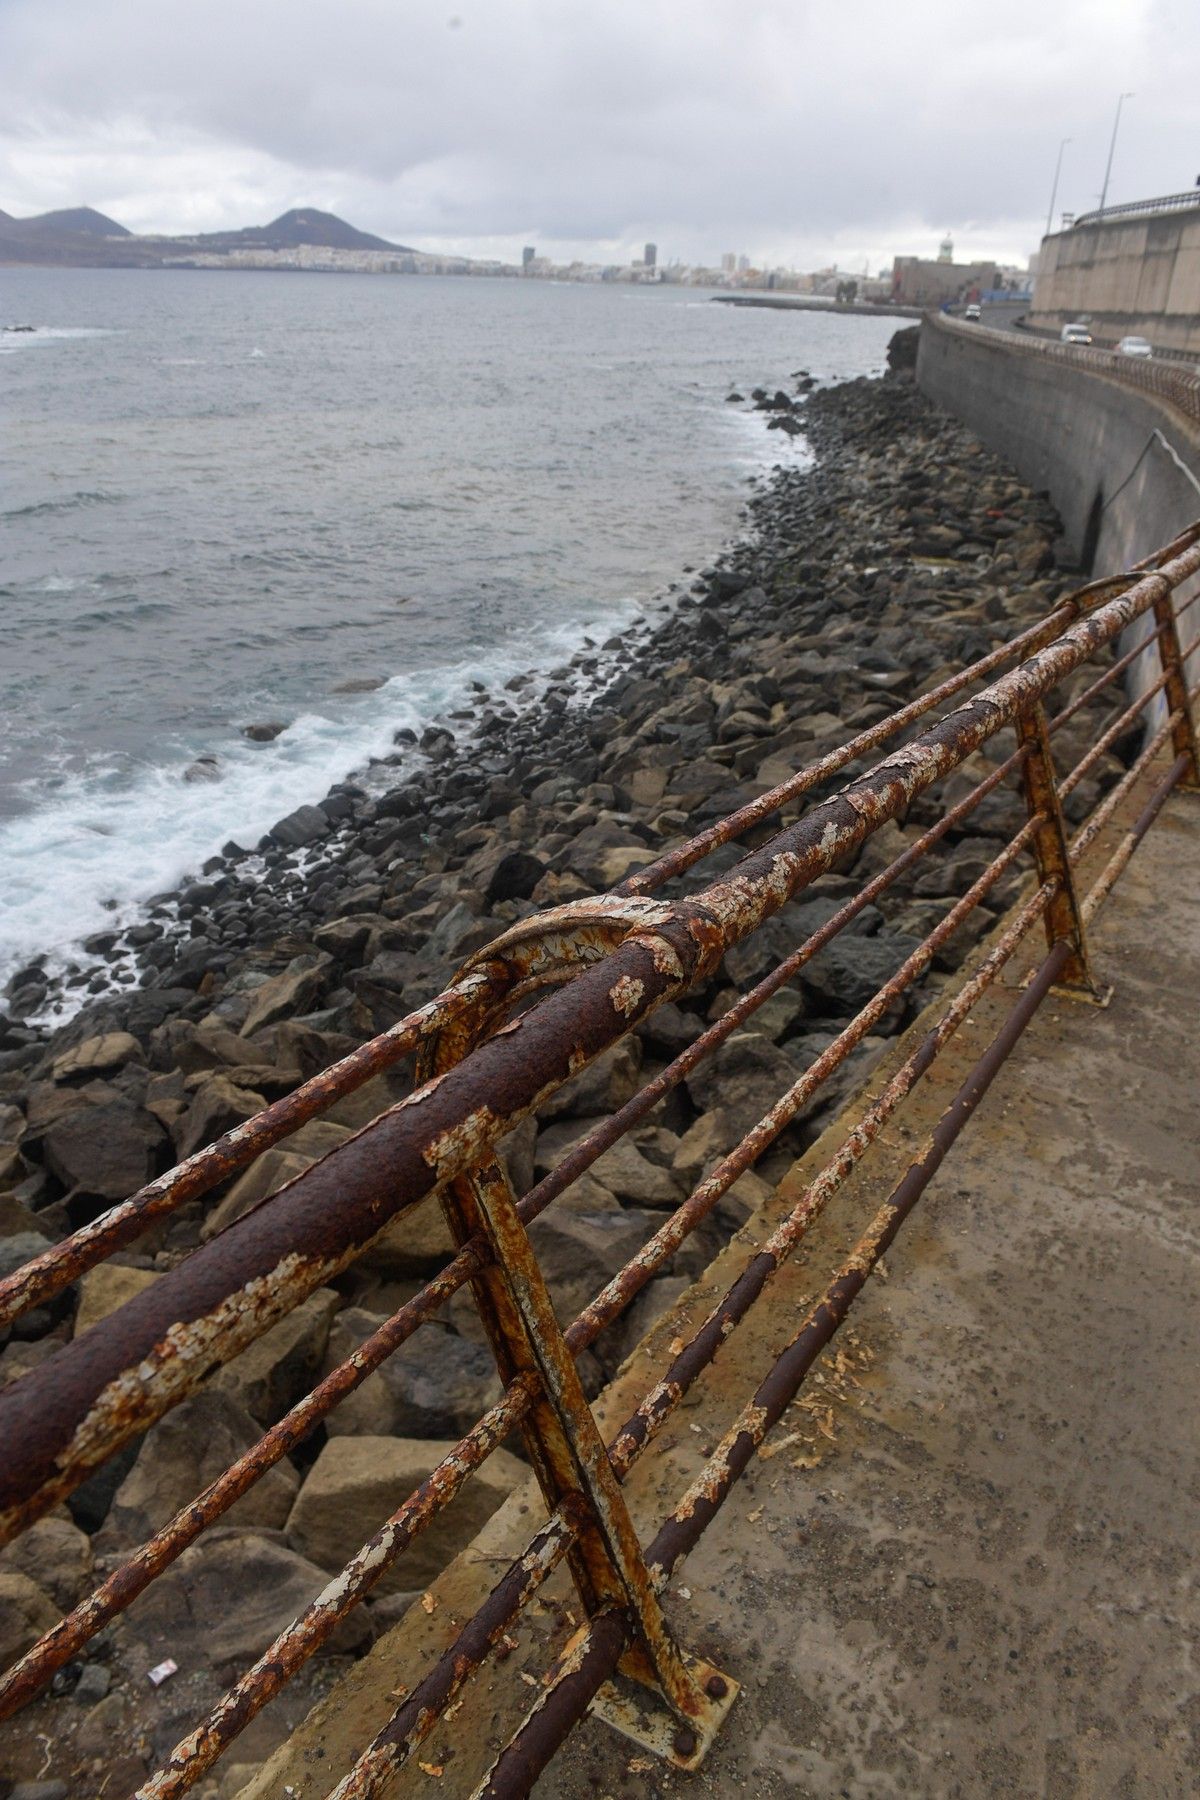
[{"left": 917, "top": 314, "right": 1200, "bottom": 697}]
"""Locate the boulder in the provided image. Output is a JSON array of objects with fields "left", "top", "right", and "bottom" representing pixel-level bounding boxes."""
[
  {"left": 122, "top": 1527, "right": 370, "bottom": 1670},
  {"left": 636, "top": 1001, "right": 702, "bottom": 1059},
  {"left": 592, "top": 845, "right": 657, "bottom": 888},
  {"left": 0, "top": 1571, "right": 59, "bottom": 1667},
  {"left": 356, "top": 1192, "right": 456, "bottom": 1277},
  {"left": 75, "top": 1264, "right": 160, "bottom": 1336},
  {"left": 558, "top": 821, "right": 652, "bottom": 890},
  {"left": 534, "top": 1119, "right": 682, "bottom": 1208},
  {"left": 201, "top": 1146, "right": 311, "bottom": 1239},
  {"left": 239, "top": 955, "right": 333, "bottom": 1038},
  {"left": 600, "top": 1275, "right": 692, "bottom": 1374},
  {"left": 0, "top": 1194, "right": 46, "bottom": 1238},
  {"left": 685, "top": 1032, "right": 805, "bottom": 1143},
  {"left": 0, "top": 1231, "right": 53, "bottom": 1284},
  {"left": 528, "top": 1205, "right": 662, "bottom": 1326},
  {"left": 215, "top": 1287, "right": 338, "bottom": 1424},
  {"left": 496, "top": 1115, "right": 537, "bottom": 1196},
  {"left": 173, "top": 1076, "right": 265, "bottom": 1160},
  {"left": 320, "top": 1311, "right": 501, "bottom": 1439},
  {"left": 286, "top": 1118, "right": 352, "bottom": 1160},
  {"left": 270, "top": 1019, "right": 359, "bottom": 1079},
  {"left": 50, "top": 1032, "right": 144, "bottom": 1082},
  {"left": 42, "top": 1101, "right": 166, "bottom": 1201},
  {"left": 101, "top": 1390, "right": 300, "bottom": 1547},
  {"left": 538, "top": 1037, "right": 643, "bottom": 1122},
  {"left": 71, "top": 1662, "right": 110, "bottom": 1706},
  {"left": 313, "top": 916, "right": 375, "bottom": 962},
  {"left": 22, "top": 1078, "right": 122, "bottom": 1147},
  {"left": 0, "top": 1516, "right": 93, "bottom": 1612},
  {"left": 799, "top": 931, "right": 924, "bottom": 1017},
  {"left": 670, "top": 1109, "right": 734, "bottom": 1185},
  {"left": 267, "top": 804, "right": 332, "bottom": 848},
  {"left": 466, "top": 844, "right": 547, "bottom": 907},
  {"left": 287, "top": 1436, "right": 525, "bottom": 1593}
]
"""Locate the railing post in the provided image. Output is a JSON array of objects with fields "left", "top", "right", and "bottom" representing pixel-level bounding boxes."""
[
  {"left": 1015, "top": 701, "right": 1098, "bottom": 994},
  {"left": 1151, "top": 587, "right": 1200, "bottom": 790},
  {"left": 436, "top": 1155, "right": 737, "bottom": 1770}
]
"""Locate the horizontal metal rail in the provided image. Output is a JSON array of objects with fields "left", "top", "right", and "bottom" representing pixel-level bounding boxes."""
[
  {"left": 1072, "top": 191, "right": 1200, "bottom": 228},
  {"left": 0, "top": 518, "right": 1198, "bottom": 1800}
]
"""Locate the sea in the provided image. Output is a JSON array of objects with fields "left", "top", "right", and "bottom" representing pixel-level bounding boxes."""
[{"left": 0, "top": 268, "right": 899, "bottom": 993}]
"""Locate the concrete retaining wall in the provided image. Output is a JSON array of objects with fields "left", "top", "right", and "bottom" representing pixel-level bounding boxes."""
[
  {"left": 1029, "top": 208, "right": 1200, "bottom": 357},
  {"left": 916, "top": 312, "right": 1200, "bottom": 698}
]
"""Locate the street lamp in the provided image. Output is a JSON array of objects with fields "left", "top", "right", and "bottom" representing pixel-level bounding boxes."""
[
  {"left": 1098, "top": 92, "right": 1134, "bottom": 216},
  {"left": 1045, "top": 137, "right": 1071, "bottom": 238}
]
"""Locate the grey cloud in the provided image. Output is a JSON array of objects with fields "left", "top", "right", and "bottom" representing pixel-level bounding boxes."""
[{"left": 1, "top": 0, "right": 1196, "bottom": 265}]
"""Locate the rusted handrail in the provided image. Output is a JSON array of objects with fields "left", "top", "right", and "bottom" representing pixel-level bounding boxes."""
[{"left": 0, "top": 520, "right": 1198, "bottom": 1799}]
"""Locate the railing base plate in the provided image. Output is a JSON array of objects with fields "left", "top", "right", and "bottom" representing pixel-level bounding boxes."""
[
  {"left": 1047, "top": 980, "right": 1114, "bottom": 1009},
  {"left": 590, "top": 1652, "right": 739, "bottom": 1770}
]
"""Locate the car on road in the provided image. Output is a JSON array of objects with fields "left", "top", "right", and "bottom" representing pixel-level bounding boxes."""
[
  {"left": 1060, "top": 322, "right": 1093, "bottom": 345},
  {"left": 963, "top": 303, "right": 981, "bottom": 321},
  {"left": 1116, "top": 335, "right": 1153, "bottom": 358}
]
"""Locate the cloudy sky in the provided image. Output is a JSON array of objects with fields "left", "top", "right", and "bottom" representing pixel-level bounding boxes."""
[{"left": 1, "top": 0, "right": 1196, "bottom": 271}]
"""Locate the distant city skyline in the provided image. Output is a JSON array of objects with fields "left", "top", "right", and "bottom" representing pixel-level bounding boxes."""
[{"left": 1, "top": 1, "right": 1195, "bottom": 274}]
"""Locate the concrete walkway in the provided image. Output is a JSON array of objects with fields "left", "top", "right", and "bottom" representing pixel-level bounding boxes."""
[
  {"left": 246, "top": 786, "right": 1199, "bottom": 1800},
  {"left": 545, "top": 794, "right": 1200, "bottom": 1800}
]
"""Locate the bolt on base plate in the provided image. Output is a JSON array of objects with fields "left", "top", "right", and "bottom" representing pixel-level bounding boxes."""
[{"left": 589, "top": 1653, "right": 739, "bottom": 1771}]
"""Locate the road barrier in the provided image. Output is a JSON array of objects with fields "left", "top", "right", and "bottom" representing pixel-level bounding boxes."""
[{"left": 2, "top": 521, "right": 1199, "bottom": 1796}]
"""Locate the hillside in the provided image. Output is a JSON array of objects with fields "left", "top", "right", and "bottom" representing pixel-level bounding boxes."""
[
  {"left": 19, "top": 206, "right": 132, "bottom": 238},
  {"left": 211, "top": 208, "right": 411, "bottom": 253},
  {"left": 0, "top": 203, "right": 416, "bottom": 266}
]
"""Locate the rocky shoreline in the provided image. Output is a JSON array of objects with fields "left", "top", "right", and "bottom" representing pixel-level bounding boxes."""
[{"left": 0, "top": 343, "right": 1141, "bottom": 1797}]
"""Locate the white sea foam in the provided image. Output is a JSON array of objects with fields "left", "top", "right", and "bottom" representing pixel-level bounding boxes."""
[
  {"left": 0, "top": 596, "right": 642, "bottom": 998},
  {"left": 719, "top": 399, "right": 815, "bottom": 476},
  {"left": 0, "top": 326, "right": 115, "bottom": 355}
]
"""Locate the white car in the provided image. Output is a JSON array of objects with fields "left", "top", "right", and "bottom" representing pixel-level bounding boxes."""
[
  {"left": 1060, "top": 322, "right": 1093, "bottom": 345},
  {"left": 963, "top": 303, "right": 981, "bottom": 321},
  {"left": 1116, "top": 335, "right": 1153, "bottom": 359}
]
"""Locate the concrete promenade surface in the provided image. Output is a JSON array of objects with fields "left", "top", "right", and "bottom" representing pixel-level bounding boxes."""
[
  {"left": 247, "top": 784, "right": 1199, "bottom": 1800},
  {"left": 544, "top": 794, "right": 1200, "bottom": 1800}
]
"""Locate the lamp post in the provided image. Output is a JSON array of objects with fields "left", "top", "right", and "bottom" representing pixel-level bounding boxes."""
[
  {"left": 1098, "top": 92, "right": 1134, "bottom": 216},
  {"left": 1045, "top": 137, "right": 1071, "bottom": 239}
]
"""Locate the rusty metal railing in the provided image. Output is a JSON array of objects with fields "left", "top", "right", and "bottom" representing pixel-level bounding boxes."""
[{"left": 2, "top": 520, "right": 1199, "bottom": 1797}]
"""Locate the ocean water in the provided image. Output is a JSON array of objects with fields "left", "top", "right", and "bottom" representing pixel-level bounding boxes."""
[{"left": 0, "top": 269, "right": 899, "bottom": 987}]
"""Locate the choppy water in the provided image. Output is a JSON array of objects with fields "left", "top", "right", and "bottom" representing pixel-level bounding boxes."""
[{"left": 0, "top": 269, "right": 898, "bottom": 984}]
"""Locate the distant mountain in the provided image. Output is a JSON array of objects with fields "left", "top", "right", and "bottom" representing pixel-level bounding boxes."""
[
  {"left": 211, "top": 208, "right": 410, "bottom": 253},
  {"left": 0, "top": 204, "right": 157, "bottom": 267},
  {"left": 0, "top": 202, "right": 416, "bottom": 266},
  {"left": 19, "top": 206, "right": 132, "bottom": 238}
]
